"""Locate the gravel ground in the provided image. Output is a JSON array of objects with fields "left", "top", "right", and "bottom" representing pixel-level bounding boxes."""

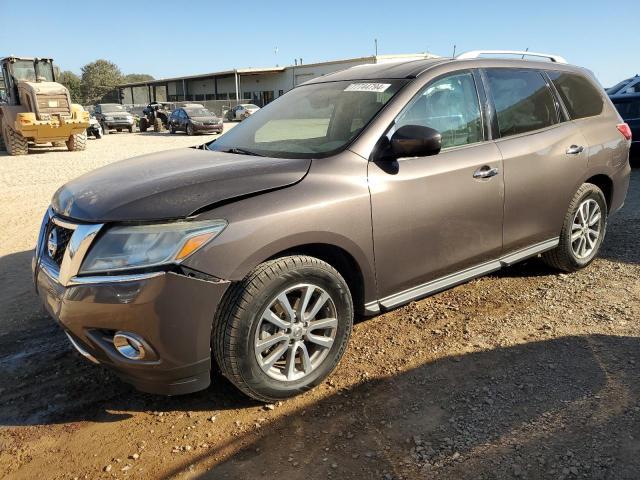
[{"left": 0, "top": 135, "right": 638, "bottom": 480}]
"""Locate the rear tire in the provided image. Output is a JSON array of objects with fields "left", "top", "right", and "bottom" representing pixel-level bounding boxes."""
[
  {"left": 66, "top": 132, "right": 87, "bottom": 151},
  {"left": 542, "top": 183, "right": 607, "bottom": 272},
  {"left": 153, "top": 117, "right": 163, "bottom": 132},
  {"left": 139, "top": 118, "right": 148, "bottom": 132},
  {"left": 2, "top": 121, "right": 29, "bottom": 155},
  {"left": 213, "top": 255, "right": 353, "bottom": 402}
]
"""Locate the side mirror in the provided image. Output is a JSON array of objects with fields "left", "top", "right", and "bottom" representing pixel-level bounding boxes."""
[{"left": 389, "top": 125, "right": 442, "bottom": 159}]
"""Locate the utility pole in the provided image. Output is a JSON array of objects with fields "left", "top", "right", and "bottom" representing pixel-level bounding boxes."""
[{"left": 375, "top": 38, "right": 378, "bottom": 56}]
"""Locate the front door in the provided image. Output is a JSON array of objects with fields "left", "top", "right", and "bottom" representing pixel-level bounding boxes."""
[{"left": 369, "top": 70, "right": 504, "bottom": 304}]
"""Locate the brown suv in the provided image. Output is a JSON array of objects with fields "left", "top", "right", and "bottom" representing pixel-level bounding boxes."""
[{"left": 33, "top": 51, "right": 631, "bottom": 401}]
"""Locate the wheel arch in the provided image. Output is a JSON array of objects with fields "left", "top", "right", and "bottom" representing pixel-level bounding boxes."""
[
  {"left": 265, "top": 243, "right": 367, "bottom": 319},
  {"left": 584, "top": 173, "right": 613, "bottom": 211}
]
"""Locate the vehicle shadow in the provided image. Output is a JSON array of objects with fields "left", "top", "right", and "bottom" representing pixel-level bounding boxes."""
[{"left": 163, "top": 334, "right": 640, "bottom": 480}]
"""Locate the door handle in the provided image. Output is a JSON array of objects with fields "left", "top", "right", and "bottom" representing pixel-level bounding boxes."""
[
  {"left": 473, "top": 166, "right": 499, "bottom": 179},
  {"left": 566, "top": 145, "right": 584, "bottom": 155}
]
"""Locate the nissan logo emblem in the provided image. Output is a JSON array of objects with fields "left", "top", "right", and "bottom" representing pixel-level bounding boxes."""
[{"left": 47, "top": 229, "right": 58, "bottom": 258}]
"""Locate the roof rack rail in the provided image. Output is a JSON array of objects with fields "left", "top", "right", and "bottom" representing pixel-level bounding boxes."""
[{"left": 456, "top": 50, "right": 567, "bottom": 64}]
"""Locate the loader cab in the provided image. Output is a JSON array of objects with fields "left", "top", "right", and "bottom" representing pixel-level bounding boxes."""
[{"left": 0, "top": 57, "right": 57, "bottom": 106}]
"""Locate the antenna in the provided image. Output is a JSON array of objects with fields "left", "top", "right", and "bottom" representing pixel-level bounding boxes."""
[
  {"left": 521, "top": 47, "right": 529, "bottom": 59},
  {"left": 452, "top": 44, "right": 457, "bottom": 58}
]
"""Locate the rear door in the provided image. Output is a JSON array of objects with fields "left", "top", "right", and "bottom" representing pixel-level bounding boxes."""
[
  {"left": 369, "top": 70, "right": 504, "bottom": 304},
  {"left": 483, "top": 68, "right": 589, "bottom": 253}
]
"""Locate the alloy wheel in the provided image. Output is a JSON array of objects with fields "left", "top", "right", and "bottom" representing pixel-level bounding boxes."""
[
  {"left": 254, "top": 283, "right": 338, "bottom": 382},
  {"left": 571, "top": 198, "right": 602, "bottom": 259}
]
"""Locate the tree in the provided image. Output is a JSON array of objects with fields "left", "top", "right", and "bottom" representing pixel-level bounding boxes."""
[
  {"left": 81, "top": 60, "right": 123, "bottom": 104},
  {"left": 58, "top": 70, "right": 82, "bottom": 103},
  {"left": 123, "top": 73, "right": 155, "bottom": 83}
]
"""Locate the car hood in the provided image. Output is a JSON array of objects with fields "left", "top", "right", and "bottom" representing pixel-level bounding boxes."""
[{"left": 52, "top": 148, "right": 311, "bottom": 222}]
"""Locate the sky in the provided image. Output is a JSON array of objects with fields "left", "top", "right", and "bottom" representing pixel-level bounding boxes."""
[{"left": 1, "top": 0, "right": 638, "bottom": 87}]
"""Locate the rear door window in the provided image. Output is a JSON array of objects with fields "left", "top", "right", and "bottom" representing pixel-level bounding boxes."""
[
  {"left": 547, "top": 71, "right": 604, "bottom": 119},
  {"left": 485, "top": 69, "right": 558, "bottom": 138}
]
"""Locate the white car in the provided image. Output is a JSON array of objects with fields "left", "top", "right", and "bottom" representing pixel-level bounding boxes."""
[{"left": 226, "top": 103, "right": 260, "bottom": 121}]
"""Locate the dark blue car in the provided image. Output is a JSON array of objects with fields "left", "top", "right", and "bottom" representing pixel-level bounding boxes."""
[{"left": 610, "top": 93, "right": 639, "bottom": 157}]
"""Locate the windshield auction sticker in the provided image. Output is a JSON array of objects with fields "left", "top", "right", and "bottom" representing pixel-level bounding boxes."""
[{"left": 344, "top": 83, "right": 391, "bottom": 93}]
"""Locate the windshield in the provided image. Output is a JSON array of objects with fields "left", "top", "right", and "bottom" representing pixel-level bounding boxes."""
[
  {"left": 607, "top": 78, "right": 634, "bottom": 94},
  {"left": 101, "top": 104, "right": 126, "bottom": 112},
  {"left": 186, "top": 108, "right": 213, "bottom": 117},
  {"left": 209, "top": 80, "right": 406, "bottom": 159},
  {"left": 11, "top": 59, "right": 55, "bottom": 82}
]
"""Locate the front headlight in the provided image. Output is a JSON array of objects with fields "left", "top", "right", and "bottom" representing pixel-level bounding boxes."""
[
  {"left": 79, "top": 220, "right": 227, "bottom": 274},
  {"left": 105, "top": 116, "right": 114, "bottom": 121},
  {"left": 191, "top": 120, "right": 202, "bottom": 125}
]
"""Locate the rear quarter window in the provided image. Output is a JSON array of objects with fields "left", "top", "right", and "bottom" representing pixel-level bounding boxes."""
[{"left": 547, "top": 71, "right": 604, "bottom": 119}]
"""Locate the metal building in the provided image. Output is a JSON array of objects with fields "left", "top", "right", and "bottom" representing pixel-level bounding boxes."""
[{"left": 117, "top": 53, "right": 438, "bottom": 109}]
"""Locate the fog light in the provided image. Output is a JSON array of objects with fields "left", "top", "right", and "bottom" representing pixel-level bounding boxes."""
[{"left": 113, "top": 332, "right": 146, "bottom": 360}]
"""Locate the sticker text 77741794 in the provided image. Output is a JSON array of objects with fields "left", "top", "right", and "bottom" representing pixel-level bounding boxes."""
[{"left": 344, "top": 83, "right": 391, "bottom": 93}]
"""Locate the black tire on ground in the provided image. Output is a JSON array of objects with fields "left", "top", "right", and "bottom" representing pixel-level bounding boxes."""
[
  {"left": 212, "top": 255, "right": 354, "bottom": 402},
  {"left": 101, "top": 122, "right": 109, "bottom": 135},
  {"left": 169, "top": 124, "right": 176, "bottom": 134},
  {"left": 94, "top": 130, "right": 102, "bottom": 139},
  {"left": 66, "top": 132, "right": 87, "bottom": 151},
  {"left": 542, "top": 183, "right": 608, "bottom": 272},
  {"left": 2, "top": 121, "right": 29, "bottom": 155},
  {"left": 186, "top": 123, "right": 194, "bottom": 136},
  {"left": 153, "top": 117, "right": 163, "bottom": 132},
  {"left": 139, "top": 118, "right": 148, "bottom": 132},
  {"left": 116, "top": 128, "right": 122, "bottom": 132}
]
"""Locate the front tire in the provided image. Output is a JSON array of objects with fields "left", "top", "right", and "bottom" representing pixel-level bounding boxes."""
[
  {"left": 139, "top": 117, "right": 148, "bottom": 132},
  {"left": 2, "top": 121, "right": 29, "bottom": 155},
  {"left": 542, "top": 183, "right": 607, "bottom": 272},
  {"left": 213, "top": 256, "right": 353, "bottom": 402},
  {"left": 66, "top": 132, "right": 87, "bottom": 151}
]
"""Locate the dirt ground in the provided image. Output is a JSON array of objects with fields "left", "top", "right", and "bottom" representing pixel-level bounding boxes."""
[{"left": 0, "top": 134, "right": 638, "bottom": 480}]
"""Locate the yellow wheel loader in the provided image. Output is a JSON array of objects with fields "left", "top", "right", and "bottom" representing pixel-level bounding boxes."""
[{"left": 0, "top": 57, "right": 89, "bottom": 155}]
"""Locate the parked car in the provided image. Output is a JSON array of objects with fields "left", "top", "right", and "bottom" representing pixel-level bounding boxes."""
[
  {"left": 33, "top": 51, "right": 631, "bottom": 402},
  {"left": 86, "top": 115, "right": 103, "bottom": 139},
  {"left": 606, "top": 75, "right": 640, "bottom": 95},
  {"left": 168, "top": 107, "right": 223, "bottom": 135},
  {"left": 225, "top": 103, "right": 259, "bottom": 121},
  {"left": 610, "top": 93, "right": 639, "bottom": 156},
  {"left": 93, "top": 104, "right": 135, "bottom": 134}
]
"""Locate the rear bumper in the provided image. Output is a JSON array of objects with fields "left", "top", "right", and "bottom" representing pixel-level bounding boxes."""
[{"left": 35, "top": 264, "right": 230, "bottom": 395}]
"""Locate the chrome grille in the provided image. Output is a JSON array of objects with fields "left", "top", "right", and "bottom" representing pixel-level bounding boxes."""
[
  {"left": 45, "top": 221, "right": 74, "bottom": 266},
  {"left": 36, "top": 94, "right": 71, "bottom": 117}
]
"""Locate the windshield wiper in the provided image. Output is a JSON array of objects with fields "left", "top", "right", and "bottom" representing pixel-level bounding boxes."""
[{"left": 222, "top": 147, "right": 263, "bottom": 157}]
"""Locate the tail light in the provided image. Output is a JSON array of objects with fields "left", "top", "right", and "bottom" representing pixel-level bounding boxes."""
[{"left": 617, "top": 123, "right": 632, "bottom": 141}]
